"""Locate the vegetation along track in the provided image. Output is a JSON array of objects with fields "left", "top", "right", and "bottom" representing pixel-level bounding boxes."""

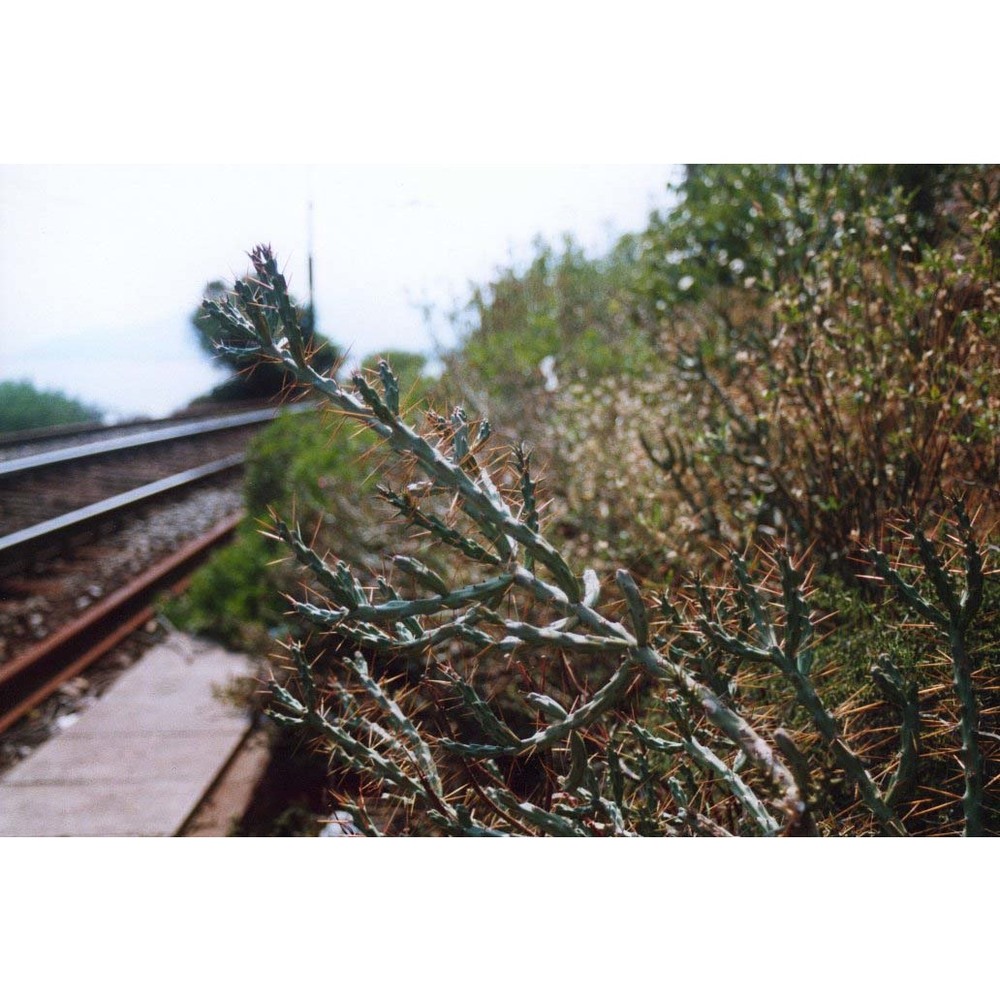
[{"left": 0, "top": 403, "right": 305, "bottom": 734}]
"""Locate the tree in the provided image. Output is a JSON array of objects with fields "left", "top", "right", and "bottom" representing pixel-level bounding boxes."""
[{"left": 0, "top": 380, "right": 103, "bottom": 433}]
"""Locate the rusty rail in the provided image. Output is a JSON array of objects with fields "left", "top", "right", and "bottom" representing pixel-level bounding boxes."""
[{"left": 0, "top": 512, "right": 243, "bottom": 734}]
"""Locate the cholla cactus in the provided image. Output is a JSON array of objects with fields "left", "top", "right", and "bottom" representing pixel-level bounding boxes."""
[
  {"left": 205, "top": 246, "right": 994, "bottom": 836},
  {"left": 866, "top": 502, "right": 988, "bottom": 836}
]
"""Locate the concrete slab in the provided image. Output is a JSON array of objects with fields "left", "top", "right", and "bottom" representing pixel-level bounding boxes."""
[{"left": 0, "top": 633, "right": 257, "bottom": 836}]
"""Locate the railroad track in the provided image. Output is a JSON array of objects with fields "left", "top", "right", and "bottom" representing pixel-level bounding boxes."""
[
  {"left": 0, "top": 403, "right": 307, "bottom": 573},
  {"left": 0, "top": 399, "right": 270, "bottom": 458},
  {"left": 0, "top": 402, "right": 305, "bottom": 735},
  {"left": 0, "top": 514, "right": 242, "bottom": 733}
]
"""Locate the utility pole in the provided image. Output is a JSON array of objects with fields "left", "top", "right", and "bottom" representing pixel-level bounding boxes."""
[{"left": 306, "top": 198, "right": 316, "bottom": 338}]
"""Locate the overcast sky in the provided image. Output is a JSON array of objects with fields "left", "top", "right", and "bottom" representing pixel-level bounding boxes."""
[{"left": 0, "top": 164, "right": 677, "bottom": 419}]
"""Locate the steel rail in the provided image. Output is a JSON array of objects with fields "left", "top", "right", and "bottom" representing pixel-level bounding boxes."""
[
  {"left": 0, "top": 419, "right": 106, "bottom": 448},
  {"left": 0, "top": 453, "right": 245, "bottom": 572},
  {"left": 0, "top": 512, "right": 244, "bottom": 734},
  {"left": 0, "top": 401, "right": 311, "bottom": 479},
  {"left": 0, "top": 401, "right": 272, "bottom": 450}
]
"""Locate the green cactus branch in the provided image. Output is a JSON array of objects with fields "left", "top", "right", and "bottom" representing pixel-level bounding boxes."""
[
  {"left": 871, "top": 653, "right": 921, "bottom": 810},
  {"left": 209, "top": 246, "right": 807, "bottom": 829},
  {"left": 206, "top": 256, "right": 582, "bottom": 600},
  {"left": 869, "top": 504, "right": 986, "bottom": 836},
  {"left": 630, "top": 721, "right": 779, "bottom": 835},
  {"left": 378, "top": 486, "right": 503, "bottom": 566},
  {"left": 695, "top": 553, "right": 907, "bottom": 836}
]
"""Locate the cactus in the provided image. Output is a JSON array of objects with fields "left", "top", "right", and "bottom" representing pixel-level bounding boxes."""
[
  {"left": 206, "top": 246, "right": 996, "bottom": 836},
  {"left": 694, "top": 551, "right": 907, "bottom": 835},
  {"left": 867, "top": 502, "right": 987, "bottom": 836}
]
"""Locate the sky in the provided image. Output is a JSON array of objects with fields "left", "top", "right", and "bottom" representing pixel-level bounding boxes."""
[{"left": 0, "top": 165, "right": 677, "bottom": 420}]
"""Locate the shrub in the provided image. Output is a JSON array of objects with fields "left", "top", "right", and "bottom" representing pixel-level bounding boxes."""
[
  {"left": 0, "top": 380, "right": 103, "bottom": 433},
  {"left": 553, "top": 167, "right": 999, "bottom": 575},
  {"left": 439, "top": 234, "right": 655, "bottom": 439},
  {"left": 636, "top": 165, "right": 971, "bottom": 313},
  {"left": 200, "top": 246, "right": 997, "bottom": 836},
  {"left": 165, "top": 409, "right": 381, "bottom": 646},
  {"left": 164, "top": 527, "right": 288, "bottom": 649}
]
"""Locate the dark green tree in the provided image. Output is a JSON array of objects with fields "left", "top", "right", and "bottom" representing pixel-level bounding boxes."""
[{"left": 0, "top": 380, "right": 103, "bottom": 434}]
